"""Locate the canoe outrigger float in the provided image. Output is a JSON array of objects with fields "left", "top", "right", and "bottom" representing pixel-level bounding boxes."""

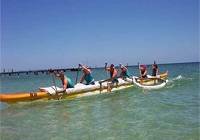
[{"left": 0, "top": 72, "right": 168, "bottom": 103}]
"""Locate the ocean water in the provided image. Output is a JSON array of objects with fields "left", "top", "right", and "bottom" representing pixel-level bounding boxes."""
[{"left": 0, "top": 62, "right": 199, "bottom": 140}]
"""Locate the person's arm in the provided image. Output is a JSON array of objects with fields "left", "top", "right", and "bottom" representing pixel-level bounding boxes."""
[
  {"left": 139, "top": 69, "right": 142, "bottom": 77},
  {"left": 156, "top": 68, "right": 158, "bottom": 76},
  {"left": 79, "top": 64, "right": 91, "bottom": 74},
  {"left": 53, "top": 71, "right": 60, "bottom": 78},
  {"left": 104, "top": 63, "right": 110, "bottom": 71},
  {"left": 80, "top": 74, "right": 86, "bottom": 83},
  {"left": 63, "top": 78, "right": 68, "bottom": 91},
  {"left": 120, "top": 64, "right": 127, "bottom": 71},
  {"left": 143, "top": 70, "right": 147, "bottom": 77},
  {"left": 105, "top": 63, "right": 107, "bottom": 70},
  {"left": 105, "top": 67, "right": 110, "bottom": 71},
  {"left": 124, "top": 67, "right": 128, "bottom": 71},
  {"left": 83, "top": 67, "right": 91, "bottom": 74},
  {"left": 49, "top": 69, "right": 56, "bottom": 75}
]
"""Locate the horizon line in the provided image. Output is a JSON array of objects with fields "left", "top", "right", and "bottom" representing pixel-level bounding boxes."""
[{"left": 0, "top": 61, "right": 199, "bottom": 74}]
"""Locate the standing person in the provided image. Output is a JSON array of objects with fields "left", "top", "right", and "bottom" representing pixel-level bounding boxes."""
[
  {"left": 79, "top": 64, "right": 95, "bottom": 85},
  {"left": 105, "top": 63, "right": 118, "bottom": 84},
  {"left": 152, "top": 61, "right": 159, "bottom": 76},
  {"left": 139, "top": 64, "right": 147, "bottom": 78},
  {"left": 119, "top": 64, "right": 130, "bottom": 79}
]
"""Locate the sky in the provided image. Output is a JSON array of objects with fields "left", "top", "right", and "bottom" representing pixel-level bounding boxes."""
[{"left": 1, "top": 0, "right": 199, "bottom": 71}]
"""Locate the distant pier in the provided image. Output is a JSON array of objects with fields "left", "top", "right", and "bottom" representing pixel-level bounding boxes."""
[{"left": 0, "top": 68, "right": 80, "bottom": 76}]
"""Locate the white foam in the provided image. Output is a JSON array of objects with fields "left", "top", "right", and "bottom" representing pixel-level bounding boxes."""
[{"left": 173, "top": 75, "right": 183, "bottom": 80}]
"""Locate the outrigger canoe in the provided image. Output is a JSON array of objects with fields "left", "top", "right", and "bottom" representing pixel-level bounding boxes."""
[
  {"left": 129, "top": 71, "right": 169, "bottom": 90},
  {"left": 0, "top": 72, "right": 168, "bottom": 103}
]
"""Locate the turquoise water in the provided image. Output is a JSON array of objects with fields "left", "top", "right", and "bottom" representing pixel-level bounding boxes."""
[{"left": 0, "top": 62, "right": 199, "bottom": 140}]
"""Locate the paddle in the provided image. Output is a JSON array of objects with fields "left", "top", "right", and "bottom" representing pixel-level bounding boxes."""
[
  {"left": 104, "top": 62, "right": 108, "bottom": 70},
  {"left": 99, "top": 62, "right": 109, "bottom": 93},
  {"left": 99, "top": 76, "right": 121, "bottom": 84},
  {"left": 134, "top": 62, "right": 140, "bottom": 82},
  {"left": 118, "top": 63, "right": 122, "bottom": 71},
  {"left": 48, "top": 70, "right": 66, "bottom": 100},
  {"left": 48, "top": 69, "right": 58, "bottom": 93},
  {"left": 99, "top": 77, "right": 114, "bottom": 93},
  {"left": 75, "top": 65, "right": 80, "bottom": 84},
  {"left": 137, "top": 62, "right": 140, "bottom": 72},
  {"left": 52, "top": 74, "right": 58, "bottom": 93}
]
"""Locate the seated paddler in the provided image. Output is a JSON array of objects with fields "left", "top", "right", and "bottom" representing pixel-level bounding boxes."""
[
  {"left": 119, "top": 64, "right": 130, "bottom": 79},
  {"left": 55, "top": 71, "right": 74, "bottom": 91},
  {"left": 79, "top": 64, "right": 95, "bottom": 85},
  {"left": 105, "top": 63, "right": 119, "bottom": 84},
  {"left": 139, "top": 64, "right": 148, "bottom": 78},
  {"left": 152, "top": 61, "right": 159, "bottom": 76}
]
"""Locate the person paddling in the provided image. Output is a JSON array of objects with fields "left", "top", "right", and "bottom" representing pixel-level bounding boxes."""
[
  {"left": 55, "top": 71, "right": 74, "bottom": 91},
  {"left": 139, "top": 64, "right": 147, "bottom": 78},
  {"left": 79, "top": 64, "right": 95, "bottom": 85},
  {"left": 152, "top": 61, "right": 159, "bottom": 76},
  {"left": 119, "top": 64, "right": 130, "bottom": 79},
  {"left": 49, "top": 69, "right": 74, "bottom": 91},
  {"left": 105, "top": 63, "right": 119, "bottom": 84}
]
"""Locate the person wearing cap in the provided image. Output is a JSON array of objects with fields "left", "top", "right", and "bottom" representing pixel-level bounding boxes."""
[
  {"left": 139, "top": 65, "right": 147, "bottom": 78},
  {"left": 152, "top": 62, "right": 159, "bottom": 76},
  {"left": 105, "top": 63, "right": 118, "bottom": 84},
  {"left": 55, "top": 71, "right": 74, "bottom": 90},
  {"left": 119, "top": 64, "right": 130, "bottom": 79},
  {"left": 79, "top": 64, "right": 95, "bottom": 85}
]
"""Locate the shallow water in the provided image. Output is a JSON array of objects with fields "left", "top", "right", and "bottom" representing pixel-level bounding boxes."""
[{"left": 0, "top": 62, "right": 199, "bottom": 140}]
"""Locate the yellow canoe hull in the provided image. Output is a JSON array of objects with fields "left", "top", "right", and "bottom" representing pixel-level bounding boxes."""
[{"left": 0, "top": 83, "right": 133, "bottom": 103}]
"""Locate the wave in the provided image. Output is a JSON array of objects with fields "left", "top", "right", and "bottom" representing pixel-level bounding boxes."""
[
  {"left": 166, "top": 75, "right": 194, "bottom": 89},
  {"left": 167, "top": 75, "right": 183, "bottom": 86},
  {"left": 171, "top": 75, "right": 193, "bottom": 82},
  {"left": 172, "top": 75, "right": 183, "bottom": 81}
]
